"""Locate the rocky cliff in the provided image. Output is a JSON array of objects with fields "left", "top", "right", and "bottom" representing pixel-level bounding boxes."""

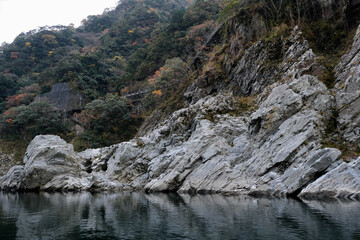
[
  {"left": 1, "top": 22, "right": 360, "bottom": 200},
  {"left": 35, "top": 83, "right": 83, "bottom": 111}
]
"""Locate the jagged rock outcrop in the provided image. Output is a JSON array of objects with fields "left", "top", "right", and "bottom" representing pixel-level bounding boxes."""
[
  {"left": 334, "top": 25, "right": 360, "bottom": 147},
  {"left": 0, "top": 25, "right": 359, "bottom": 200},
  {"left": 0, "top": 135, "right": 82, "bottom": 191},
  {"left": 300, "top": 157, "right": 360, "bottom": 199}
]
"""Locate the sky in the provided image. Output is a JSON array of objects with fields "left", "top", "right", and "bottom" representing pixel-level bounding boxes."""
[{"left": 0, "top": 0, "right": 119, "bottom": 44}]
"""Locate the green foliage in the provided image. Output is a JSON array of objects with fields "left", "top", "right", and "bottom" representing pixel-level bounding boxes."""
[
  {"left": 34, "top": 54, "right": 113, "bottom": 100},
  {"left": 302, "top": 19, "right": 348, "bottom": 55},
  {"left": 0, "top": 101, "right": 69, "bottom": 140},
  {"left": 319, "top": 65, "right": 336, "bottom": 89},
  {"left": 183, "top": 0, "right": 222, "bottom": 25},
  {"left": 0, "top": 74, "right": 16, "bottom": 101},
  {"left": 219, "top": 0, "right": 244, "bottom": 21},
  {"left": 99, "top": 0, "right": 189, "bottom": 59},
  {"left": 0, "top": 0, "right": 219, "bottom": 109},
  {"left": 74, "top": 94, "right": 143, "bottom": 150},
  {"left": 0, "top": 0, "right": 216, "bottom": 148},
  {"left": 81, "top": 94, "right": 130, "bottom": 130},
  {"left": 157, "top": 58, "right": 190, "bottom": 87},
  {"left": 143, "top": 57, "right": 190, "bottom": 112},
  {"left": 80, "top": 14, "right": 117, "bottom": 33},
  {"left": 0, "top": 26, "right": 81, "bottom": 77}
]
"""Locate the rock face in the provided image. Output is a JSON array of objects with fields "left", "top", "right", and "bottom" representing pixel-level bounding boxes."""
[
  {"left": 0, "top": 149, "right": 16, "bottom": 176},
  {"left": 35, "top": 83, "right": 83, "bottom": 111},
  {"left": 300, "top": 158, "right": 360, "bottom": 200},
  {"left": 334, "top": 25, "right": 360, "bottom": 147},
  {"left": 1, "top": 25, "right": 360, "bottom": 200},
  {"left": 1, "top": 135, "right": 81, "bottom": 191}
]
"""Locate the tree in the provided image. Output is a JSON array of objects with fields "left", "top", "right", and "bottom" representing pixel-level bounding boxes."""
[
  {"left": 0, "top": 101, "right": 68, "bottom": 139},
  {"left": 75, "top": 93, "right": 142, "bottom": 149},
  {"left": 0, "top": 74, "right": 16, "bottom": 101},
  {"left": 152, "top": 57, "right": 190, "bottom": 91},
  {"left": 143, "top": 57, "right": 190, "bottom": 111}
]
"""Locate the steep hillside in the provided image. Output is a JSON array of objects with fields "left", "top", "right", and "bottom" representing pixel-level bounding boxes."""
[{"left": 0, "top": 0, "right": 218, "bottom": 150}]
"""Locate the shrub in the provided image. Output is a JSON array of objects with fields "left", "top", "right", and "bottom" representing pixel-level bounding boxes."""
[{"left": 0, "top": 101, "right": 69, "bottom": 140}]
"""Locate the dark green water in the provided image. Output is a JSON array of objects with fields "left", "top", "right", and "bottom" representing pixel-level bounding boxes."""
[{"left": 0, "top": 192, "right": 359, "bottom": 240}]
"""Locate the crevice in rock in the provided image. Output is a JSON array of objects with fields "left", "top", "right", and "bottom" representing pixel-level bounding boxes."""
[
  {"left": 249, "top": 117, "right": 262, "bottom": 135},
  {"left": 101, "top": 147, "right": 117, "bottom": 172},
  {"left": 84, "top": 159, "right": 92, "bottom": 173},
  {"left": 287, "top": 188, "right": 302, "bottom": 199},
  {"left": 101, "top": 163, "right": 107, "bottom": 172},
  {"left": 274, "top": 159, "right": 294, "bottom": 175},
  {"left": 292, "top": 168, "right": 329, "bottom": 199},
  {"left": 148, "top": 189, "right": 179, "bottom": 194},
  {"left": 196, "top": 189, "right": 216, "bottom": 194},
  {"left": 185, "top": 186, "right": 198, "bottom": 195}
]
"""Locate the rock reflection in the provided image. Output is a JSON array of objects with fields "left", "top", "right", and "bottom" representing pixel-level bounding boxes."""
[{"left": 0, "top": 192, "right": 359, "bottom": 240}]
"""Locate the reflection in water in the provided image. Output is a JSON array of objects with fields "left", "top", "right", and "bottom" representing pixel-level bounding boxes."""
[{"left": 0, "top": 192, "right": 359, "bottom": 240}]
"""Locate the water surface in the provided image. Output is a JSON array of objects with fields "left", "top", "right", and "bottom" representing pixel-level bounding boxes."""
[{"left": 0, "top": 192, "right": 359, "bottom": 240}]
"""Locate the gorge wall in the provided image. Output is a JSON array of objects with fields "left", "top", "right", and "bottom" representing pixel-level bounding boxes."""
[{"left": 1, "top": 7, "right": 360, "bottom": 200}]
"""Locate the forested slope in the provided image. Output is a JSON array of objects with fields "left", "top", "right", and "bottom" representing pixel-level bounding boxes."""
[{"left": 0, "top": 0, "right": 223, "bottom": 150}]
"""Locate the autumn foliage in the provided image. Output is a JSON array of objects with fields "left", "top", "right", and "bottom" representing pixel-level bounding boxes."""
[
  {"left": 5, "top": 84, "right": 39, "bottom": 108},
  {"left": 152, "top": 89, "right": 162, "bottom": 96},
  {"left": 188, "top": 20, "right": 218, "bottom": 51}
]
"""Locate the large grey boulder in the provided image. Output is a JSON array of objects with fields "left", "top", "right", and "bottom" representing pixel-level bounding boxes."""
[
  {"left": 20, "top": 135, "right": 83, "bottom": 190},
  {"left": 0, "top": 135, "right": 123, "bottom": 192},
  {"left": 2, "top": 135, "right": 84, "bottom": 190}
]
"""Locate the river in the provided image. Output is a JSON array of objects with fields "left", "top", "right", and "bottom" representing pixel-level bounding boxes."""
[{"left": 0, "top": 192, "right": 359, "bottom": 240}]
